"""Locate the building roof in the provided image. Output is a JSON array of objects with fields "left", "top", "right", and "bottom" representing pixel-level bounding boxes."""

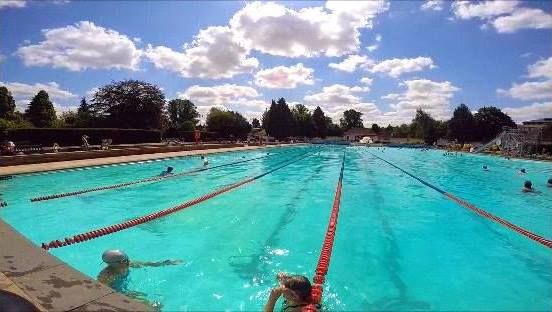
[{"left": 522, "top": 118, "right": 552, "bottom": 125}]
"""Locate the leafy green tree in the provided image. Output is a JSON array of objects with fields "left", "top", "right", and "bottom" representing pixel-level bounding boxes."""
[
  {"left": 384, "top": 124, "right": 393, "bottom": 136},
  {"left": 392, "top": 124, "right": 410, "bottom": 138},
  {"left": 340, "top": 109, "right": 363, "bottom": 130},
  {"left": 251, "top": 118, "right": 261, "bottom": 128},
  {"left": 206, "top": 107, "right": 251, "bottom": 139},
  {"left": 25, "top": 90, "right": 57, "bottom": 127},
  {"left": 262, "top": 98, "right": 295, "bottom": 139},
  {"left": 371, "top": 123, "right": 381, "bottom": 133},
  {"left": 91, "top": 80, "right": 165, "bottom": 129},
  {"left": 58, "top": 111, "right": 79, "bottom": 128},
  {"left": 448, "top": 103, "right": 476, "bottom": 143},
  {"left": 292, "top": 104, "right": 314, "bottom": 138},
  {"left": 75, "top": 97, "right": 93, "bottom": 127},
  {"left": 411, "top": 108, "right": 439, "bottom": 144},
  {"left": 474, "top": 106, "right": 516, "bottom": 141},
  {"left": 167, "top": 99, "right": 199, "bottom": 131},
  {"left": 0, "top": 86, "right": 16, "bottom": 120},
  {"left": 326, "top": 117, "right": 343, "bottom": 136},
  {"left": 312, "top": 106, "right": 328, "bottom": 138}
]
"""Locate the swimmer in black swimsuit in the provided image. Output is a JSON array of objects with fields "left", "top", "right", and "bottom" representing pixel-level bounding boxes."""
[{"left": 264, "top": 272, "right": 315, "bottom": 312}]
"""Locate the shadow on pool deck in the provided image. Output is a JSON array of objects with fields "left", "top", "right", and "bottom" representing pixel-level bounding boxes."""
[{"left": 0, "top": 219, "right": 154, "bottom": 311}]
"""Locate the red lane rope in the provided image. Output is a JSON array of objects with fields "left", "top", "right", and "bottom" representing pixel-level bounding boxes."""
[
  {"left": 31, "top": 154, "right": 273, "bottom": 202},
  {"left": 303, "top": 153, "right": 345, "bottom": 312},
  {"left": 41, "top": 150, "right": 314, "bottom": 250},
  {"left": 367, "top": 150, "right": 552, "bottom": 249}
]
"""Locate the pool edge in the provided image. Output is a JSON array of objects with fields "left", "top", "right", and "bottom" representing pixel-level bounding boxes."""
[{"left": 0, "top": 218, "right": 155, "bottom": 311}]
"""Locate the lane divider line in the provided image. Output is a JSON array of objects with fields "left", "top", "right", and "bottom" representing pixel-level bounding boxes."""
[
  {"left": 41, "top": 150, "right": 315, "bottom": 250},
  {"left": 367, "top": 150, "right": 552, "bottom": 249},
  {"left": 30, "top": 154, "right": 274, "bottom": 202},
  {"left": 303, "top": 153, "right": 346, "bottom": 312}
]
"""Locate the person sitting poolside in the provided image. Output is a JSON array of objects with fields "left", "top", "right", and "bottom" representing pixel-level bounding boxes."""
[
  {"left": 483, "top": 165, "right": 489, "bottom": 171},
  {"left": 201, "top": 155, "right": 209, "bottom": 166},
  {"left": 522, "top": 180, "right": 533, "bottom": 193},
  {"left": 547, "top": 178, "right": 552, "bottom": 188},
  {"left": 264, "top": 272, "right": 315, "bottom": 312},
  {"left": 159, "top": 166, "right": 174, "bottom": 176}
]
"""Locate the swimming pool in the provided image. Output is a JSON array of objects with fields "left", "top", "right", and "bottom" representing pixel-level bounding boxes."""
[{"left": 1, "top": 145, "right": 551, "bottom": 311}]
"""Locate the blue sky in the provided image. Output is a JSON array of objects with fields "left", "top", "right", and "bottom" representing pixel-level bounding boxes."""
[{"left": 1, "top": 0, "right": 551, "bottom": 125}]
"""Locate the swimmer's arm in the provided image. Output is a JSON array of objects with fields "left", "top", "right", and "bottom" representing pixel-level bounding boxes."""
[
  {"left": 264, "top": 287, "right": 283, "bottom": 312},
  {"left": 130, "top": 260, "right": 183, "bottom": 268}
]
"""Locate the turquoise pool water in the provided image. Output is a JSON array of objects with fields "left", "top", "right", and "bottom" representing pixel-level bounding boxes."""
[{"left": 1, "top": 145, "right": 551, "bottom": 311}]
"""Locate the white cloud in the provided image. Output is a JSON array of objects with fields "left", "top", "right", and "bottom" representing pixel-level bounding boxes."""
[
  {"left": 367, "top": 44, "right": 379, "bottom": 52},
  {"left": 421, "top": 0, "right": 444, "bottom": 11},
  {"left": 1, "top": 81, "right": 77, "bottom": 112},
  {"left": 360, "top": 77, "right": 373, "bottom": 86},
  {"left": 452, "top": 1, "right": 551, "bottom": 33},
  {"left": 502, "top": 102, "right": 552, "bottom": 122},
  {"left": 1, "top": 81, "right": 76, "bottom": 101},
  {"left": 498, "top": 57, "right": 552, "bottom": 101},
  {"left": 370, "top": 57, "right": 436, "bottom": 78},
  {"left": 493, "top": 8, "right": 552, "bottom": 33},
  {"left": 497, "top": 81, "right": 552, "bottom": 101},
  {"left": 178, "top": 84, "right": 268, "bottom": 122},
  {"left": 254, "top": 63, "right": 314, "bottom": 89},
  {"left": 452, "top": 1, "right": 518, "bottom": 20},
  {"left": 179, "top": 84, "right": 259, "bottom": 106},
  {"left": 328, "top": 55, "right": 373, "bottom": 72},
  {"left": 145, "top": 26, "right": 258, "bottom": 79},
  {"left": 16, "top": 21, "right": 142, "bottom": 71},
  {"left": 383, "top": 79, "right": 459, "bottom": 119},
  {"left": 0, "top": 0, "right": 26, "bottom": 9},
  {"left": 527, "top": 57, "right": 552, "bottom": 79},
  {"left": 229, "top": 1, "right": 388, "bottom": 58},
  {"left": 304, "top": 84, "right": 367, "bottom": 107},
  {"left": 303, "top": 80, "right": 458, "bottom": 126}
]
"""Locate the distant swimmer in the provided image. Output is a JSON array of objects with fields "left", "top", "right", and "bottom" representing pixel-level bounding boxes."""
[
  {"left": 98, "top": 250, "right": 182, "bottom": 309},
  {"left": 547, "top": 178, "right": 552, "bottom": 187},
  {"left": 483, "top": 165, "right": 489, "bottom": 171},
  {"left": 519, "top": 168, "right": 526, "bottom": 175},
  {"left": 159, "top": 166, "right": 174, "bottom": 176},
  {"left": 201, "top": 155, "right": 209, "bottom": 166},
  {"left": 264, "top": 272, "right": 314, "bottom": 312},
  {"left": 522, "top": 180, "right": 533, "bottom": 193}
]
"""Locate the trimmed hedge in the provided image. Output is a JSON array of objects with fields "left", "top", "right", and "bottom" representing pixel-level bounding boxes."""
[{"left": 1, "top": 128, "right": 161, "bottom": 146}]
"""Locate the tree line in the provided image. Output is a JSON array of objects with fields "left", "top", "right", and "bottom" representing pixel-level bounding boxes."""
[{"left": 0, "top": 80, "right": 518, "bottom": 143}]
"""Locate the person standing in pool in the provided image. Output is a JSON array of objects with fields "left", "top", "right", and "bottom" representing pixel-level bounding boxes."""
[
  {"left": 201, "top": 155, "right": 209, "bottom": 166},
  {"left": 522, "top": 181, "right": 534, "bottom": 193},
  {"left": 264, "top": 272, "right": 315, "bottom": 312},
  {"left": 98, "top": 250, "right": 182, "bottom": 299}
]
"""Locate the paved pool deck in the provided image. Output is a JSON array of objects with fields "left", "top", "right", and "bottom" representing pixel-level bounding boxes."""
[{"left": 1, "top": 144, "right": 295, "bottom": 175}]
